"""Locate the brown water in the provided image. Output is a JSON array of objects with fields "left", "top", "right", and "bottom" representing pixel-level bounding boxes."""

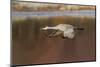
[{"left": 12, "top": 16, "right": 96, "bottom": 65}]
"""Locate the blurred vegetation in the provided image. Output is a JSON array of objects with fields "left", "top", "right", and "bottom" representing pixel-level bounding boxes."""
[{"left": 11, "top": 1, "right": 95, "bottom": 12}]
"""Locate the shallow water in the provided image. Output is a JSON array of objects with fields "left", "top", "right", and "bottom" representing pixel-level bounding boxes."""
[
  {"left": 12, "top": 10, "right": 95, "bottom": 20},
  {"left": 12, "top": 16, "right": 96, "bottom": 65}
]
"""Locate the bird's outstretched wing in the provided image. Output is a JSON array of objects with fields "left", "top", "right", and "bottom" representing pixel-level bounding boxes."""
[
  {"left": 63, "top": 29, "right": 75, "bottom": 39},
  {"left": 48, "top": 30, "right": 62, "bottom": 37}
]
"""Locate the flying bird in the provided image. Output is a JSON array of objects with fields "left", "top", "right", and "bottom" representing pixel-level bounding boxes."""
[{"left": 40, "top": 24, "right": 84, "bottom": 39}]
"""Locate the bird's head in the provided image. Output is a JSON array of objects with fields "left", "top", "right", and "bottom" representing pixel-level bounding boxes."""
[{"left": 40, "top": 26, "right": 49, "bottom": 30}]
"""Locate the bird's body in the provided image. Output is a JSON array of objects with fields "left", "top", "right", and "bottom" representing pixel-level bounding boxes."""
[{"left": 41, "top": 24, "right": 84, "bottom": 39}]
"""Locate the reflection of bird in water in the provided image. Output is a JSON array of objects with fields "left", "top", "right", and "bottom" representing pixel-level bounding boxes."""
[{"left": 40, "top": 24, "right": 84, "bottom": 39}]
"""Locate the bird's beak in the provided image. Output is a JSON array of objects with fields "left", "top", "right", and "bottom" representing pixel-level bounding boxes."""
[
  {"left": 40, "top": 28, "right": 45, "bottom": 30},
  {"left": 40, "top": 28, "right": 43, "bottom": 30}
]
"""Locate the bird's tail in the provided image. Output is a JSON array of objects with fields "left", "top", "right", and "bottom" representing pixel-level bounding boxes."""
[{"left": 74, "top": 27, "right": 84, "bottom": 30}]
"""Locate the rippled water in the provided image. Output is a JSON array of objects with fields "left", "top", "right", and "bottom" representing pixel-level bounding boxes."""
[{"left": 12, "top": 11, "right": 96, "bottom": 65}]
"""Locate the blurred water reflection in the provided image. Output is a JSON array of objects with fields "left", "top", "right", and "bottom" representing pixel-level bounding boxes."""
[{"left": 12, "top": 12, "right": 96, "bottom": 65}]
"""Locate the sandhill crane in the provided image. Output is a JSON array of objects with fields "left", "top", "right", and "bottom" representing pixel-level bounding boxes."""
[{"left": 40, "top": 24, "right": 84, "bottom": 39}]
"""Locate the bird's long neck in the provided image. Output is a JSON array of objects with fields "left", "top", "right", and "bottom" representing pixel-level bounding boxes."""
[{"left": 47, "top": 27, "right": 57, "bottom": 30}]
